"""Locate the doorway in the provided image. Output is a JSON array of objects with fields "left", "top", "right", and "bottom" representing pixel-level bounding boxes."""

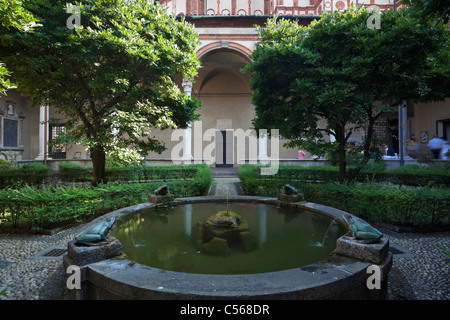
[
  {"left": 215, "top": 130, "right": 233, "bottom": 167},
  {"left": 437, "top": 119, "right": 450, "bottom": 140},
  {"left": 388, "top": 118, "right": 399, "bottom": 154}
]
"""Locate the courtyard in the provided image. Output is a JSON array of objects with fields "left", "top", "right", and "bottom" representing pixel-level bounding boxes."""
[
  {"left": 0, "top": 166, "right": 448, "bottom": 301},
  {"left": 0, "top": 0, "right": 449, "bottom": 304}
]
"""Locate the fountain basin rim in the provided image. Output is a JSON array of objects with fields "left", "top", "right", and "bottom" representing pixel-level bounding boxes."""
[
  {"left": 65, "top": 196, "right": 392, "bottom": 299},
  {"left": 85, "top": 252, "right": 392, "bottom": 299}
]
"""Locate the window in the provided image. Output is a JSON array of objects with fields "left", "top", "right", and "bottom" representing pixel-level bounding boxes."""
[
  {"left": 49, "top": 124, "right": 67, "bottom": 159},
  {"left": 3, "top": 119, "right": 18, "bottom": 147},
  {"left": 1, "top": 101, "right": 24, "bottom": 153}
]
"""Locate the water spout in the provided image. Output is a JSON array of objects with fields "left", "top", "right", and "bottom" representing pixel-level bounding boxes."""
[
  {"left": 321, "top": 218, "right": 338, "bottom": 246},
  {"left": 310, "top": 218, "right": 338, "bottom": 247}
]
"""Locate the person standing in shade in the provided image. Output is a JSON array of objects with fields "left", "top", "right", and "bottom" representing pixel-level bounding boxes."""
[
  {"left": 427, "top": 135, "right": 446, "bottom": 159},
  {"left": 296, "top": 150, "right": 305, "bottom": 159},
  {"left": 385, "top": 144, "right": 395, "bottom": 157},
  {"left": 441, "top": 140, "right": 450, "bottom": 160}
]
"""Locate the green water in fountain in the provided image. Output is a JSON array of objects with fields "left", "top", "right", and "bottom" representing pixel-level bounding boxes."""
[{"left": 111, "top": 202, "right": 347, "bottom": 275}]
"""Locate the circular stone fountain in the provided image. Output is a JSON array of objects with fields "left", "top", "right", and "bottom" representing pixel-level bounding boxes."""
[{"left": 63, "top": 195, "right": 392, "bottom": 300}]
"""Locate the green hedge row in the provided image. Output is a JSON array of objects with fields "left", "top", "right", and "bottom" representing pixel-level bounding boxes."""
[
  {"left": 0, "top": 163, "right": 205, "bottom": 188},
  {"left": 0, "top": 163, "right": 50, "bottom": 188},
  {"left": 239, "top": 168, "right": 450, "bottom": 228},
  {"left": 57, "top": 163, "right": 203, "bottom": 183},
  {"left": 238, "top": 164, "right": 450, "bottom": 187},
  {"left": 0, "top": 165, "right": 212, "bottom": 231}
]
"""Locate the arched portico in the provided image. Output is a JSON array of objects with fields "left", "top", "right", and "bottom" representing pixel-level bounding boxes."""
[
  {"left": 188, "top": 43, "right": 258, "bottom": 167},
  {"left": 196, "top": 41, "right": 254, "bottom": 63}
]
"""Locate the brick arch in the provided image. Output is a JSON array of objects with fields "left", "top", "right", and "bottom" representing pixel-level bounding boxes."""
[{"left": 196, "top": 41, "right": 253, "bottom": 62}]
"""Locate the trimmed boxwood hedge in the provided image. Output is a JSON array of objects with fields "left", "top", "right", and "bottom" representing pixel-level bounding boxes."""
[
  {"left": 0, "top": 164, "right": 212, "bottom": 231},
  {"left": 0, "top": 163, "right": 50, "bottom": 188},
  {"left": 238, "top": 164, "right": 450, "bottom": 187},
  {"left": 239, "top": 165, "right": 450, "bottom": 228},
  {"left": 0, "top": 162, "right": 206, "bottom": 188}
]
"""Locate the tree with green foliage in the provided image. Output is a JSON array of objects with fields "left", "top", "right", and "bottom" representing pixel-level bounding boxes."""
[
  {"left": 0, "top": 0, "right": 39, "bottom": 95},
  {"left": 403, "top": 0, "right": 450, "bottom": 23},
  {"left": 245, "top": 6, "right": 449, "bottom": 183},
  {"left": 0, "top": 0, "right": 201, "bottom": 185}
]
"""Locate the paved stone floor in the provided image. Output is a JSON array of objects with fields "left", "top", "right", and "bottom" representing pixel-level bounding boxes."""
[
  {"left": 0, "top": 176, "right": 448, "bottom": 300},
  {"left": 380, "top": 228, "right": 450, "bottom": 300}
]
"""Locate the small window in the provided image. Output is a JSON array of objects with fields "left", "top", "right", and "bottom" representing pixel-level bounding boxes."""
[
  {"left": 49, "top": 124, "right": 67, "bottom": 159},
  {"left": 1, "top": 101, "right": 24, "bottom": 156},
  {"left": 3, "top": 119, "right": 18, "bottom": 147}
]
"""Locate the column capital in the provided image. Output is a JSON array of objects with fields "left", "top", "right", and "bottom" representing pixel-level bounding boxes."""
[{"left": 182, "top": 79, "right": 192, "bottom": 98}]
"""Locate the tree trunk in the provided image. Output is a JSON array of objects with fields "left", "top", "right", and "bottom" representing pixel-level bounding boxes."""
[
  {"left": 348, "top": 109, "right": 380, "bottom": 182},
  {"left": 337, "top": 144, "right": 347, "bottom": 184},
  {"left": 90, "top": 145, "right": 107, "bottom": 187},
  {"left": 335, "top": 126, "right": 347, "bottom": 184}
]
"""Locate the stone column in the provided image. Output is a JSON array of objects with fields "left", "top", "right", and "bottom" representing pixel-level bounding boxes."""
[
  {"left": 35, "top": 105, "right": 50, "bottom": 160},
  {"left": 258, "top": 129, "right": 268, "bottom": 162},
  {"left": 398, "top": 101, "right": 410, "bottom": 164},
  {"left": 329, "top": 133, "right": 336, "bottom": 143},
  {"left": 182, "top": 79, "right": 193, "bottom": 163}
]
